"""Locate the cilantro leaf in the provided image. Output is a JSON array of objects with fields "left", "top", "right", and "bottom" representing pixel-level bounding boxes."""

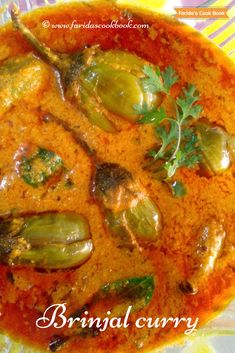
[
  {"left": 161, "top": 66, "right": 178, "bottom": 94},
  {"left": 164, "top": 152, "right": 181, "bottom": 178},
  {"left": 142, "top": 65, "right": 178, "bottom": 95},
  {"left": 136, "top": 65, "right": 203, "bottom": 181},
  {"left": 142, "top": 65, "right": 165, "bottom": 94},
  {"left": 136, "top": 104, "right": 167, "bottom": 125},
  {"left": 177, "top": 84, "right": 202, "bottom": 120}
]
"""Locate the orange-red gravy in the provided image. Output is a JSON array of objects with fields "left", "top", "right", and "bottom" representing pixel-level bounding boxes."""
[{"left": 0, "top": 2, "right": 235, "bottom": 352}]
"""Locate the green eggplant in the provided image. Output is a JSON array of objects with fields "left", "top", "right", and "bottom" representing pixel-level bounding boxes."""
[
  {"left": 179, "top": 220, "right": 226, "bottom": 295},
  {"left": 196, "top": 121, "right": 235, "bottom": 175},
  {"left": 0, "top": 54, "right": 50, "bottom": 115},
  {"left": 92, "top": 162, "right": 162, "bottom": 249},
  {"left": 0, "top": 212, "right": 93, "bottom": 269},
  {"left": 11, "top": 7, "right": 160, "bottom": 132}
]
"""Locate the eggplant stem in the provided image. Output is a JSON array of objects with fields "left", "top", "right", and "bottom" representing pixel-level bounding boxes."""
[
  {"left": 42, "top": 113, "right": 96, "bottom": 157},
  {"left": 11, "top": 5, "right": 63, "bottom": 70}
]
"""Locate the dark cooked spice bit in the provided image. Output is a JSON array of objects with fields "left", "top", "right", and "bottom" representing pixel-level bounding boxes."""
[
  {"left": 69, "top": 304, "right": 89, "bottom": 320},
  {"left": 49, "top": 335, "right": 68, "bottom": 352},
  {"left": 63, "top": 52, "right": 84, "bottom": 87},
  {"left": 229, "top": 265, "right": 235, "bottom": 272},
  {"left": 68, "top": 304, "right": 100, "bottom": 339},
  {"left": 64, "top": 178, "right": 74, "bottom": 188},
  {"left": 179, "top": 280, "right": 197, "bottom": 295},
  {"left": 0, "top": 236, "right": 17, "bottom": 257},
  {"left": 6, "top": 271, "right": 14, "bottom": 283},
  {"left": 0, "top": 218, "right": 24, "bottom": 259},
  {"left": 0, "top": 218, "right": 24, "bottom": 237},
  {"left": 79, "top": 325, "right": 100, "bottom": 338}
]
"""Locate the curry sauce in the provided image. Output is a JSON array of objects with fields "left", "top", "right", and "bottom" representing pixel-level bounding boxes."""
[{"left": 0, "top": 2, "right": 235, "bottom": 352}]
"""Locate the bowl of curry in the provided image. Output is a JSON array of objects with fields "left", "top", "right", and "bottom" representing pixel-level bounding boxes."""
[{"left": 0, "top": 0, "right": 234, "bottom": 352}]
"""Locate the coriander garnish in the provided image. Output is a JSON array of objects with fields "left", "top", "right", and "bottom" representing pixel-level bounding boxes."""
[
  {"left": 142, "top": 65, "right": 178, "bottom": 95},
  {"left": 135, "top": 65, "right": 203, "bottom": 186}
]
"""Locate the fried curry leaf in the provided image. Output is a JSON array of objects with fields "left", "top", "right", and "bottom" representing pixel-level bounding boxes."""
[
  {"left": 54, "top": 276, "right": 154, "bottom": 348},
  {"left": 84, "top": 275, "right": 155, "bottom": 317},
  {"left": 100, "top": 275, "right": 155, "bottom": 312},
  {"left": 49, "top": 335, "right": 68, "bottom": 352},
  {"left": 19, "top": 147, "right": 63, "bottom": 187}
]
